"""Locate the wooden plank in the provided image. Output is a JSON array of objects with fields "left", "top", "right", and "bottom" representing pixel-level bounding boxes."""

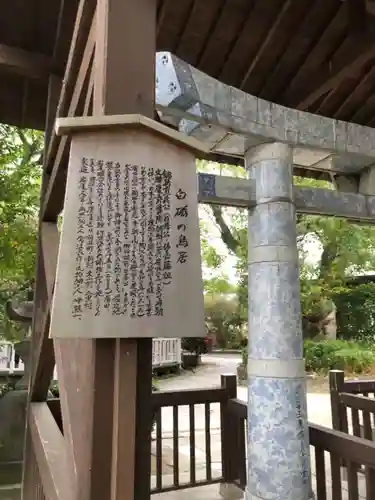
[
  {"left": 44, "top": 77, "right": 62, "bottom": 159},
  {"left": 22, "top": 434, "right": 46, "bottom": 500},
  {"left": 309, "top": 424, "right": 375, "bottom": 467},
  {"left": 53, "top": 339, "right": 94, "bottom": 500},
  {"left": 54, "top": 114, "right": 209, "bottom": 156},
  {"left": 40, "top": 222, "right": 60, "bottom": 302},
  {"left": 340, "top": 393, "right": 375, "bottom": 413},
  {"left": 152, "top": 387, "right": 228, "bottom": 408},
  {"left": 45, "top": 0, "right": 96, "bottom": 170},
  {"left": 240, "top": 0, "right": 293, "bottom": 89},
  {"left": 343, "top": 379, "right": 375, "bottom": 394},
  {"left": 93, "top": 2, "right": 157, "bottom": 500},
  {"left": 29, "top": 254, "right": 55, "bottom": 403},
  {"left": 29, "top": 403, "right": 74, "bottom": 500},
  {"left": 94, "top": 0, "right": 156, "bottom": 116},
  {"left": 22, "top": 69, "right": 62, "bottom": 500},
  {"left": 111, "top": 340, "right": 137, "bottom": 499},
  {"left": 296, "top": 37, "right": 375, "bottom": 110},
  {"left": 83, "top": 63, "right": 94, "bottom": 116},
  {"left": 0, "top": 44, "right": 62, "bottom": 79},
  {"left": 291, "top": 8, "right": 375, "bottom": 110},
  {"left": 281, "top": 4, "right": 349, "bottom": 106},
  {"left": 30, "top": 222, "right": 60, "bottom": 401},
  {"left": 42, "top": 15, "right": 96, "bottom": 221}
]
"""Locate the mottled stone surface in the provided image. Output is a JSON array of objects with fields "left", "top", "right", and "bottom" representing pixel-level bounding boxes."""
[
  {"left": 197, "top": 173, "right": 375, "bottom": 223},
  {"left": 246, "top": 143, "right": 311, "bottom": 500},
  {"left": 247, "top": 377, "right": 310, "bottom": 499},
  {"left": 156, "top": 52, "right": 375, "bottom": 175},
  {"left": 248, "top": 262, "right": 302, "bottom": 360}
]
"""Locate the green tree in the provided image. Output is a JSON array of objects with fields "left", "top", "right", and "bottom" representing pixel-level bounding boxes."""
[
  {"left": 0, "top": 125, "right": 43, "bottom": 339},
  {"left": 197, "top": 161, "right": 375, "bottom": 339},
  {"left": 204, "top": 294, "right": 244, "bottom": 348}
]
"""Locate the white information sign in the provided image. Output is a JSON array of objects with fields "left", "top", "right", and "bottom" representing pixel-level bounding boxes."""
[{"left": 50, "top": 126, "right": 204, "bottom": 339}]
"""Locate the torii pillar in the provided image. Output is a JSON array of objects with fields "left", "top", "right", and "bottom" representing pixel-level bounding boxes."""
[{"left": 245, "top": 142, "right": 312, "bottom": 500}]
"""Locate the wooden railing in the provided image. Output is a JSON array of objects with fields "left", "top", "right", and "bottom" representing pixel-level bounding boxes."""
[
  {"left": 150, "top": 373, "right": 375, "bottom": 499},
  {"left": 330, "top": 370, "right": 375, "bottom": 440},
  {"left": 228, "top": 397, "right": 375, "bottom": 500},
  {"left": 150, "top": 374, "right": 237, "bottom": 494}
]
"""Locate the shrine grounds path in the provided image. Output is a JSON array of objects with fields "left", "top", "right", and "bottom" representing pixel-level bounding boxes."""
[{"left": 158, "top": 353, "right": 333, "bottom": 428}]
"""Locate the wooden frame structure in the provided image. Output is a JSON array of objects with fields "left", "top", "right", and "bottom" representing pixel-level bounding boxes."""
[
  {"left": 23, "top": 2, "right": 158, "bottom": 499},
  {"left": 15, "top": 1, "right": 375, "bottom": 500}
]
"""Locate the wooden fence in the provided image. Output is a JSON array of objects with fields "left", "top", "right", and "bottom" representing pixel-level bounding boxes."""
[
  {"left": 330, "top": 370, "right": 375, "bottom": 440},
  {"left": 150, "top": 374, "right": 375, "bottom": 499}
]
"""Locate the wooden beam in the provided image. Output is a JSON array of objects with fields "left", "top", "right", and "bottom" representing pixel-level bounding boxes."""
[
  {"left": 41, "top": 222, "right": 60, "bottom": 302},
  {"left": 45, "top": 0, "right": 96, "bottom": 175},
  {"left": 291, "top": 4, "right": 375, "bottom": 111},
  {"left": 22, "top": 76, "right": 62, "bottom": 500},
  {"left": 281, "top": 3, "right": 375, "bottom": 110},
  {"left": 295, "top": 36, "right": 375, "bottom": 110},
  {"left": 30, "top": 222, "right": 59, "bottom": 402},
  {"left": 93, "top": 2, "right": 157, "bottom": 500},
  {"left": 198, "top": 173, "right": 375, "bottom": 223},
  {"left": 0, "top": 45, "right": 62, "bottom": 79},
  {"left": 258, "top": 0, "right": 324, "bottom": 101},
  {"left": 94, "top": 0, "right": 156, "bottom": 116},
  {"left": 29, "top": 403, "right": 74, "bottom": 500},
  {"left": 240, "top": 0, "right": 293, "bottom": 89},
  {"left": 335, "top": 65, "right": 375, "bottom": 120},
  {"left": 42, "top": 14, "right": 96, "bottom": 221}
]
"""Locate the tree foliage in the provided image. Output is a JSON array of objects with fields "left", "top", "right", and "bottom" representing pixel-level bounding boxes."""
[
  {"left": 0, "top": 125, "right": 43, "bottom": 339},
  {"left": 198, "top": 160, "right": 375, "bottom": 340}
]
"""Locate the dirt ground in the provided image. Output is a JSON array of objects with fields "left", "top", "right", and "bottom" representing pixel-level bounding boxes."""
[{"left": 306, "top": 372, "right": 375, "bottom": 393}]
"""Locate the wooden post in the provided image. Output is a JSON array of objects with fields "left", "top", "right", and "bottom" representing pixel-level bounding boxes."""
[
  {"left": 329, "top": 370, "right": 346, "bottom": 432},
  {"left": 220, "top": 374, "right": 242, "bottom": 499},
  {"left": 93, "top": 1, "right": 156, "bottom": 499},
  {"left": 329, "top": 369, "right": 349, "bottom": 475}
]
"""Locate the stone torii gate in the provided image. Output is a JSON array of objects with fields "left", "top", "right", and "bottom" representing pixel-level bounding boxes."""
[
  {"left": 155, "top": 52, "right": 375, "bottom": 500},
  {"left": 16, "top": 4, "right": 375, "bottom": 500}
]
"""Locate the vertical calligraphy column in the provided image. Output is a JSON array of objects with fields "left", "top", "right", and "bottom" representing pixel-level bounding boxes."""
[
  {"left": 122, "top": 164, "right": 130, "bottom": 315},
  {"left": 83, "top": 159, "right": 96, "bottom": 313},
  {"left": 174, "top": 188, "right": 189, "bottom": 266},
  {"left": 162, "top": 170, "right": 172, "bottom": 289},
  {"left": 72, "top": 158, "right": 89, "bottom": 321},
  {"left": 154, "top": 169, "right": 164, "bottom": 316},
  {"left": 104, "top": 161, "right": 114, "bottom": 313},
  {"left": 130, "top": 165, "right": 139, "bottom": 318},
  {"left": 95, "top": 161, "right": 105, "bottom": 317},
  {"left": 112, "top": 162, "right": 122, "bottom": 315},
  {"left": 137, "top": 166, "right": 147, "bottom": 317},
  {"left": 245, "top": 142, "right": 313, "bottom": 500},
  {"left": 146, "top": 168, "right": 155, "bottom": 316}
]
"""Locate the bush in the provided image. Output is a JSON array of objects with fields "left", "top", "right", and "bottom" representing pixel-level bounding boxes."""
[
  {"left": 182, "top": 337, "right": 207, "bottom": 354},
  {"left": 304, "top": 339, "right": 375, "bottom": 374},
  {"left": 335, "top": 283, "right": 375, "bottom": 342},
  {"left": 240, "top": 340, "right": 375, "bottom": 376},
  {"left": 204, "top": 294, "right": 244, "bottom": 348},
  {"left": 0, "top": 381, "right": 14, "bottom": 398}
]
